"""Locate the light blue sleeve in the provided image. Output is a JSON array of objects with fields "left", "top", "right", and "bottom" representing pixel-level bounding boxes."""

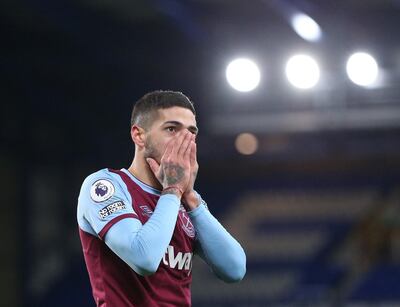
[
  {"left": 77, "top": 169, "right": 137, "bottom": 237},
  {"left": 189, "top": 200, "right": 246, "bottom": 283},
  {"left": 77, "top": 169, "right": 181, "bottom": 276},
  {"left": 104, "top": 194, "right": 181, "bottom": 276}
]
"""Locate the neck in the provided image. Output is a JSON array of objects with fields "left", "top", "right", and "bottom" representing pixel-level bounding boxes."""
[{"left": 128, "top": 156, "right": 162, "bottom": 190}]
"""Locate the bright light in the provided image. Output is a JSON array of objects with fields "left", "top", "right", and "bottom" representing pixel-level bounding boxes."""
[
  {"left": 291, "top": 13, "right": 322, "bottom": 42},
  {"left": 235, "top": 133, "right": 258, "bottom": 155},
  {"left": 285, "top": 54, "right": 320, "bottom": 89},
  {"left": 226, "top": 58, "right": 261, "bottom": 92},
  {"left": 346, "top": 52, "right": 379, "bottom": 87}
]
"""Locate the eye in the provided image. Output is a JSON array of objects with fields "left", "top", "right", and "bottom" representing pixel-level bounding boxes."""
[{"left": 166, "top": 126, "right": 176, "bottom": 133}]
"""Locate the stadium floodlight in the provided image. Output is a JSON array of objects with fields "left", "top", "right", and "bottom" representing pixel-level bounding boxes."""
[
  {"left": 226, "top": 58, "right": 261, "bottom": 92},
  {"left": 291, "top": 13, "right": 322, "bottom": 42},
  {"left": 235, "top": 133, "right": 258, "bottom": 155},
  {"left": 346, "top": 52, "right": 379, "bottom": 87},
  {"left": 285, "top": 54, "right": 320, "bottom": 89}
]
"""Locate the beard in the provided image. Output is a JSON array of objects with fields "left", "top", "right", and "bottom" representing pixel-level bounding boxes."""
[{"left": 144, "top": 135, "right": 162, "bottom": 162}]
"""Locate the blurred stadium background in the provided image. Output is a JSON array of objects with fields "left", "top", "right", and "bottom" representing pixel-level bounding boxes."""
[{"left": 2, "top": 0, "right": 400, "bottom": 306}]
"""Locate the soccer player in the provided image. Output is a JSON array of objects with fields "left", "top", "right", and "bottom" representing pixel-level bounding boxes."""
[{"left": 77, "top": 90, "right": 246, "bottom": 306}]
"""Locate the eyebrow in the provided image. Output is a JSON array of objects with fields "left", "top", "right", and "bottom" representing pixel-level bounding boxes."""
[{"left": 162, "top": 120, "right": 199, "bottom": 134}]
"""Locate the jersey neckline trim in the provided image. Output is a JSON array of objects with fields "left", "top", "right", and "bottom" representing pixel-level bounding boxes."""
[{"left": 120, "top": 168, "right": 161, "bottom": 196}]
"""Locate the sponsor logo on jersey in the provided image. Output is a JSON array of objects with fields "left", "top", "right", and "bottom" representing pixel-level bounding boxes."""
[
  {"left": 98, "top": 201, "right": 126, "bottom": 219},
  {"left": 139, "top": 205, "right": 153, "bottom": 218},
  {"left": 179, "top": 206, "right": 195, "bottom": 238},
  {"left": 90, "top": 179, "right": 115, "bottom": 202},
  {"left": 162, "top": 245, "right": 193, "bottom": 272}
]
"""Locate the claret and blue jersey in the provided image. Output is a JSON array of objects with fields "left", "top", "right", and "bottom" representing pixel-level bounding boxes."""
[{"left": 77, "top": 168, "right": 246, "bottom": 307}]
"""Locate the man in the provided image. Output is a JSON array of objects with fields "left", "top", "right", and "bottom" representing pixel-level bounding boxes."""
[{"left": 77, "top": 90, "right": 246, "bottom": 306}]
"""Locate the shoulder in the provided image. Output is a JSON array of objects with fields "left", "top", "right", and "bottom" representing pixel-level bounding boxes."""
[
  {"left": 81, "top": 168, "right": 116, "bottom": 186},
  {"left": 77, "top": 169, "right": 139, "bottom": 235},
  {"left": 81, "top": 168, "right": 114, "bottom": 192},
  {"left": 79, "top": 168, "right": 129, "bottom": 203}
]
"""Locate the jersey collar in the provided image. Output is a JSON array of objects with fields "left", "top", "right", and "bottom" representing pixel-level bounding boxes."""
[{"left": 121, "top": 168, "right": 161, "bottom": 196}]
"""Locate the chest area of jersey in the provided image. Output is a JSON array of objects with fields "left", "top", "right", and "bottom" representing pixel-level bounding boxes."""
[{"left": 131, "top": 191, "right": 196, "bottom": 241}]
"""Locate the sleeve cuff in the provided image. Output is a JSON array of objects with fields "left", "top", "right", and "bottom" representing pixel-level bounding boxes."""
[
  {"left": 98, "top": 213, "right": 138, "bottom": 240},
  {"left": 188, "top": 203, "right": 207, "bottom": 218},
  {"left": 159, "top": 193, "right": 181, "bottom": 204}
]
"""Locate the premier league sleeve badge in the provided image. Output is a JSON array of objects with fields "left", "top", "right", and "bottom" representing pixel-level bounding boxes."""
[{"left": 90, "top": 179, "right": 115, "bottom": 202}]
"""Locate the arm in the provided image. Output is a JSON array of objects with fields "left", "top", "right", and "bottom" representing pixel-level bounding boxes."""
[
  {"left": 104, "top": 194, "right": 180, "bottom": 276},
  {"left": 189, "top": 202, "right": 246, "bottom": 283},
  {"left": 180, "top": 134, "right": 246, "bottom": 282},
  {"left": 104, "top": 132, "right": 194, "bottom": 275},
  {"left": 80, "top": 132, "right": 193, "bottom": 276}
]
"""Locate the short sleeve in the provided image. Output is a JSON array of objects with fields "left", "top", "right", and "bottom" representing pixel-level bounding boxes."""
[{"left": 77, "top": 169, "right": 139, "bottom": 239}]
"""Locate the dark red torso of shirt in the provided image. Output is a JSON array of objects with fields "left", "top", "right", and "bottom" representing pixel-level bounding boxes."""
[{"left": 79, "top": 169, "right": 196, "bottom": 307}]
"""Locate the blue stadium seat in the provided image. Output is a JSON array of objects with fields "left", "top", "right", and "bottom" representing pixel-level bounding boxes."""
[{"left": 349, "top": 263, "right": 400, "bottom": 302}]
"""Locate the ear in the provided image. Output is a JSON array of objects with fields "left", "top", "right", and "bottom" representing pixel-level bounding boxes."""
[{"left": 131, "top": 125, "right": 146, "bottom": 147}]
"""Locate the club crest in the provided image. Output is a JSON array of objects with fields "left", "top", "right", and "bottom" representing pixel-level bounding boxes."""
[{"left": 179, "top": 207, "right": 195, "bottom": 238}]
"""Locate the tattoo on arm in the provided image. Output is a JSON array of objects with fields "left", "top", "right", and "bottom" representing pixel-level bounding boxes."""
[{"left": 164, "top": 163, "right": 184, "bottom": 185}]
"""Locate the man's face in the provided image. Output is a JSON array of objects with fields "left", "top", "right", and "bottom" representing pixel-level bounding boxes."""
[{"left": 143, "top": 106, "right": 198, "bottom": 162}]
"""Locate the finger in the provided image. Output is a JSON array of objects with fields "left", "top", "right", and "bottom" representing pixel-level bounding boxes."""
[
  {"left": 172, "top": 130, "right": 189, "bottom": 157},
  {"left": 161, "top": 138, "right": 175, "bottom": 162},
  {"left": 178, "top": 131, "right": 192, "bottom": 157},
  {"left": 146, "top": 158, "right": 160, "bottom": 175},
  {"left": 189, "top": 141, "right": 197, "bottom": 166},
  {"left": 184, "top": 137, "right": 192, "bottom": 161},
  {"left": 171, "top": 131, "right": 186, "bottom": 156}
]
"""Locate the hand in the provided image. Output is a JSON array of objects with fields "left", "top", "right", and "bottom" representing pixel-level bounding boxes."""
[
  {"left": 182, "top": 134, "right": 200, "bottom": 210},
  {"left": 146, "top": 131, "right": 192, "bottom": 198}
]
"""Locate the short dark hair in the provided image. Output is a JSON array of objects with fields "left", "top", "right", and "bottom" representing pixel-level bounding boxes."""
[{"left": 131, "top": 90, "right": 196, "bottom": 129}]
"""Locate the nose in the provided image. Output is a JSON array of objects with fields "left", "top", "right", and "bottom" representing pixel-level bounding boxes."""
[
  {"left": 182, "top": 129, "right": 192, "bottom": 136},
  {"left": 185, "top": 129, "right": 196, "bottom": 139},
  {"left": 175, "top": 129, "right": 196, "bottom": 140}
]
